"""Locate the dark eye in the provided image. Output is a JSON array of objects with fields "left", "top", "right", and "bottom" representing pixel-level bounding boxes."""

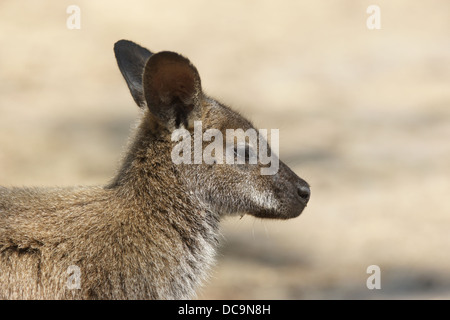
[{"left": 234, "top": 144, "right": 251, "bottom": 162}]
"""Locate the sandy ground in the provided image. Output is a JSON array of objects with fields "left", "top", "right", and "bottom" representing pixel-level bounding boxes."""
[{"left": 0, "top": 0, "right": 449, "bottom": 299}]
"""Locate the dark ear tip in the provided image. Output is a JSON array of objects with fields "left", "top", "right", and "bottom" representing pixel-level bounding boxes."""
[
  {"left": 114, "top": 40, "right": 136, "bottom": 54},
  {"left": 114, "top": 40, "right": 154, "bottom": 61},
  {"left": 114, "top": 40, "right": 154, "bottom": 108},
  {"left": 114, "top": 39, "right": 128, "bottom": 48},
  {"left": 114, "top": 39, "right": 128, "bottom": 46}
]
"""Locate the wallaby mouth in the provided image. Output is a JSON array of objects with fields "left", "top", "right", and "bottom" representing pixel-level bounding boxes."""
[
  {"left": 262, "top": 163, "right": 310, "bottom": 220},
  {"left": 250, "top": 186, "right": 310, "bottom": 219},
  {"left": 288, "top": 180, "right": 310, "bottom": 218},
  {"left": 283, "top": 178, "right": 311, "bottom": 219},
  {"left": 249, "top": 204, "right": 307, "bottom": 220}
]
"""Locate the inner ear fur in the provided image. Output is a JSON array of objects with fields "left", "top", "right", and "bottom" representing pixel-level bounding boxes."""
[{"left": 143, "top": 51, "right": 202, "bottom": 129}]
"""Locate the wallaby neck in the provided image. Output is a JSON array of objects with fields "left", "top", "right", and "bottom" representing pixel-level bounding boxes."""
[{"left": 103, "top": 115, "right": 221, "bottom": 298}]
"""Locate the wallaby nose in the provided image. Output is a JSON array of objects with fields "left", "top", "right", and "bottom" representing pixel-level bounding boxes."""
[{"left": 297, "top": 183, "right": 311, "bottom": 204}]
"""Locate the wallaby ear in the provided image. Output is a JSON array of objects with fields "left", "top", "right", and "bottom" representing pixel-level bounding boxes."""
[
  {"left": 142, "top": 51, "right": 202, "bottom": 130},
  {"left": 114, "top": 40, "right": 153, "bottom": 108}
]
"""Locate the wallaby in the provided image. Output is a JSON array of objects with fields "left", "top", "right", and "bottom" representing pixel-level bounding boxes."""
[{"left": 0, "top": 40, "right": 310, "bottom": 299}]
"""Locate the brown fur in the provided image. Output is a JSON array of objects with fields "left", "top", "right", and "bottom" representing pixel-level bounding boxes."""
[{"left": 0, "top": 40, "right": 310, "bottom": 299}]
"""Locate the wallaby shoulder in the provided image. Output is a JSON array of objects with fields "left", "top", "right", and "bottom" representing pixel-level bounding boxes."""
[{"left": 0, "top": 184, "right": 218, "bottom": 299}]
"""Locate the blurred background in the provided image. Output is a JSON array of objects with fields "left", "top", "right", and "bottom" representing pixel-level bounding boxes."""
[{"left": 0, "top": 0, "right": 449, "bottom": 299}]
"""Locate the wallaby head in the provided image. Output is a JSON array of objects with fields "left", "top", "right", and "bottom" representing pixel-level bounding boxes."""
[{"left": 113, "top": 40, "right": 310, "bottom": 220}]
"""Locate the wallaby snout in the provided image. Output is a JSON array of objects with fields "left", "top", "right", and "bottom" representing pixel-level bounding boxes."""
[
  {"left": 250, "top": 160, "right": 310, "bottom": 220},
  {"left": 293, "top": 177, "right": 311, "bottom": 217},
  {"left": 0, "top": 40, "right": 311, "bottom": 300},
  {"left": 297, "top": 181, "right": 311, "bottom": 204}
]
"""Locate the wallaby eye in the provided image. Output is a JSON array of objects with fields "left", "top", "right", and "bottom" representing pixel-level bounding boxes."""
[{"left": 234, "top": 144, "right": 254, "bottom": 163}]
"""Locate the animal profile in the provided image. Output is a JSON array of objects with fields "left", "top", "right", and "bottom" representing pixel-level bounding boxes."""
[{"left": 0, "top": 40, "right": 310, "bottom": 299}]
